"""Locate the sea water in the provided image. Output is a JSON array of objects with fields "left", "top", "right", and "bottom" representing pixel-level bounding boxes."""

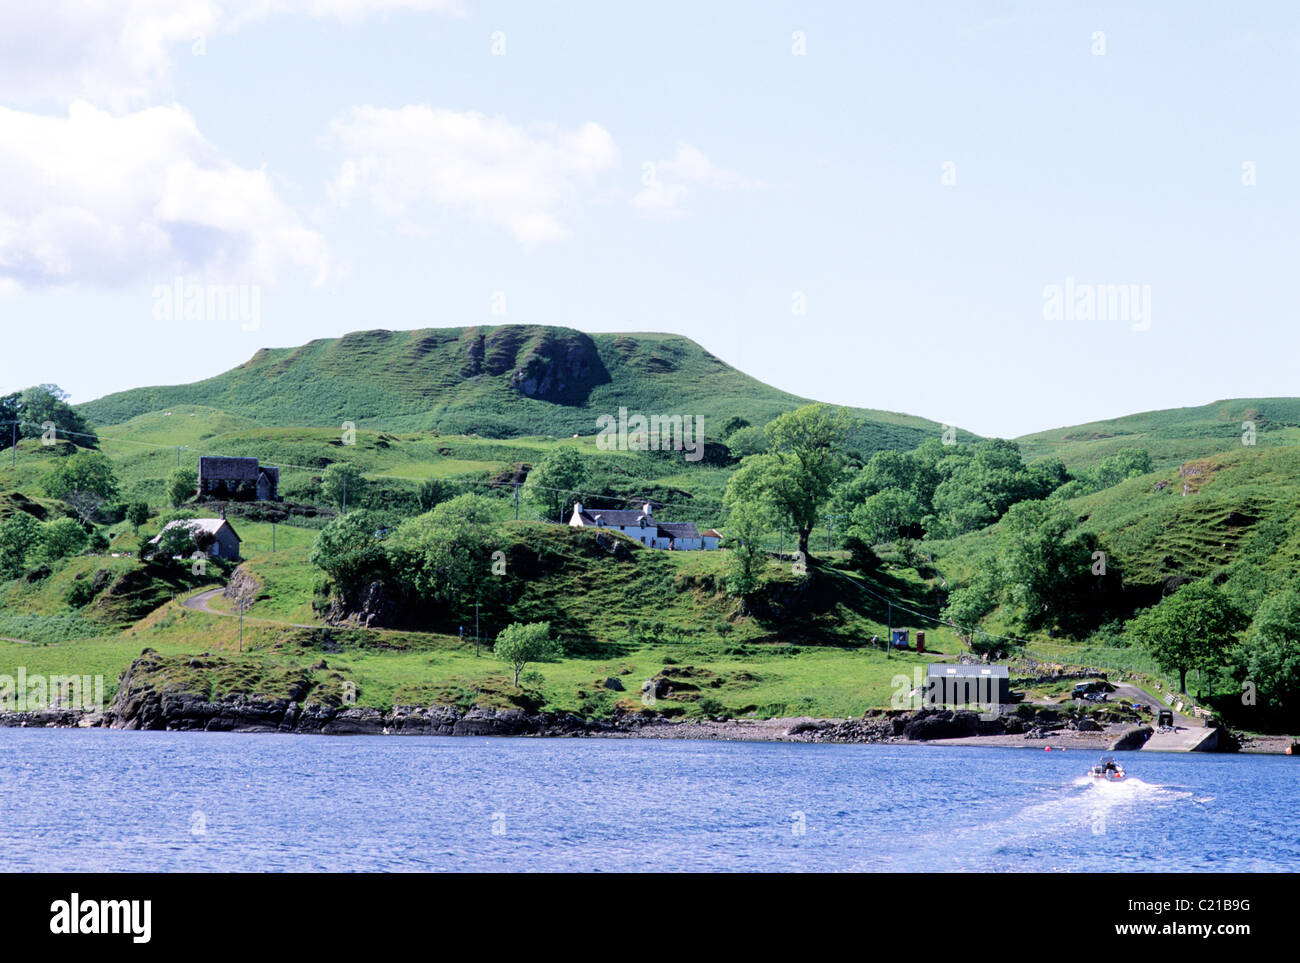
[{"left": 0, "top": 729, "right": 1294, "bottom": 872}]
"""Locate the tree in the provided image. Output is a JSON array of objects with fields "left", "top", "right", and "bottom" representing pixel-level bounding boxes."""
[
  {"left": 1089, "top": 448, "right": 1153, "bottom": 490},
  {"left": 322, "top": 463, "right": 366, "bottom": 512},
  {"left": 846, "top": 489, "right": 923, "bottom": 548},
  {"left": 724, "top": 424, "right": 768, "bottom": 458},
  {"left": 126, "top": 502, "right": 151, "bottom": 535},
  {"left": 151, "top": 523, "right": 200, "bottom": 562},
  {"left": 42, "top": 451, "right": 118, "bottom": 504},
  {"left": 997, "top": 499, "right": 1114, "bottom": 636},
  {"left": 36, "top": 518, "right": 87, "bottom": 563},
  {"left": 493, "top": 621, "right": 562, "bottom": 686},
  {"left": 721, "top": 500, "right": 770, "bottom": 598},
  {"left": 310, "top": 510, "right": 389, "bottom": 593},
  {"left": 522, "top": 448, "right": 587, "bottom": 522},
  {"left": 386, "top": 494, "right": 497, "bottom": 621},
  {"left": 1239, "top": 590, "right": 1300, "bottom": 718},
  {"left": 417, "top": 478, "right": 455, "bottom": 512},
  {"left": 930, "top": 439, "right": 1046, "bottom": 537},
  {"left": 1128, "top": 580, "right": 1246, "bottom": 694},
  {"left": 167, "top": 468, "right": 197, "bottom": 508},
  {"left": 720, "top": 416, "right": 750, "bottom": 438},
  {"left": 0, "top": 513, "right": 42, "bottom": 579},
  {"left": 737, "top": 404, "right": 851, "bottom": 558},
  {"left": 942, "top": 567, "right": 1000, "bottom": 644},
  {"left": 5, "top": 385, "right": 98, "bottom": 448}
]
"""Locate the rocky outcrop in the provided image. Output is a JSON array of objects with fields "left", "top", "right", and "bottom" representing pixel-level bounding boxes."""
[
  {"left": 325, "top": 580, "right": 399, "bottom": 629},
  {"left": 0, "top": 709, "right": 99, "bottom": 728},
  {"left": 223, "top": 565, "right": 262, "bottom": 606},
  {"left": 459, "top": 327, "right": 610, "bottom": 404},
  {"left": 100, "top": 651, "right": 618, "bottom": 735}
]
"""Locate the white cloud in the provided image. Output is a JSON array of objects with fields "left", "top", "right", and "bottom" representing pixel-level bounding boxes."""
[
  {"left": 328, "top": 106, "right": 619, "bottom": 246},
  {"left": 0, "top": 1, "right": 465, "bottom": 108},
  {"left": 631, "top": 142, "right": 761, "bottom": 220},
  {"left": 0, "top": 101, "right": 328, "bottom": 289}
]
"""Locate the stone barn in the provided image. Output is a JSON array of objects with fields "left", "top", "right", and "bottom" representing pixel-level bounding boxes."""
[{"left": 198, "top": 457, "right": 280, "bottom": 501}]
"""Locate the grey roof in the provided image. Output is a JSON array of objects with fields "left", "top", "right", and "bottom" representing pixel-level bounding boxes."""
[
  {"left": 148, "top": 518, "right": 239, "bottom": 544},
  {"left": 655, "top": 521, "right": 701, "bottom": 538},
  {"left": 575, "top": 505, "right": 701, "bottom": 539},
  {"left": 199, "top": 456, "right": 261, "bottom": 482},
  {"left": 927, "top": 664, "right": 1009, "bottom": 678},
  {"left": 579, "top": 508, "right": 651, "bottom": 527}
]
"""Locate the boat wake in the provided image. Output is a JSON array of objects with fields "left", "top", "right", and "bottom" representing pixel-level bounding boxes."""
[{"left": 939, "top": 773, "right": 1200, "bottom": 870}]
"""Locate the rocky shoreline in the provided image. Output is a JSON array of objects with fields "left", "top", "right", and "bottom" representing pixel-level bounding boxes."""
[
  {"left": 1, "top": 650, "right": 1274, "bottom": 751},
  {"left": 1, "top": 696, "right": 1241, "bottom": 752}
]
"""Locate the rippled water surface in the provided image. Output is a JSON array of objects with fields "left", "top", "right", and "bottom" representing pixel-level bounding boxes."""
[{"left": 1, "top": 730, "right": 1294, "bottom": 871}]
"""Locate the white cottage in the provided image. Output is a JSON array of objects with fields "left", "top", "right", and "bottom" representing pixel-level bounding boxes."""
[
  {"left": 569, "top": 502, "right": 719, "bottom": 551},
  {"left": 148, "top": 516, "right": 242, "bottom": 560}
]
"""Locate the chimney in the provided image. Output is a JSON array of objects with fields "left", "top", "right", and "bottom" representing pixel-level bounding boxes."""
[{"left": 643, "top": 502, "right": 653, "bottom": 516}]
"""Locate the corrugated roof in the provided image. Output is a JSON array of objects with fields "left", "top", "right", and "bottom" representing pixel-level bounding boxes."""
[{"left": 926, "top": 664, "right": 1009, "bottom": 678}]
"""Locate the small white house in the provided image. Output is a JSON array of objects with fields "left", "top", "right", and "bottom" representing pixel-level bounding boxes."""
[
  {"left": 569, "top": 502, "right": 719, "bottom": 551},
  {"left": 148, "top": 516, "right": 241, "bottom": 560}
]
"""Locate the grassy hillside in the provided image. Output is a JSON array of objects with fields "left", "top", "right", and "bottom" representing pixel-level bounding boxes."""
[
  {"left": 76, "top": 325, "right": 963, "bottom": 456},
  {"left": 1016, "top": 398, "right": 1300, "bottom": 471},
  {"left": 0, "top": 515, "right": 968, "bottom": 719},
  {"left": 924, "top": 442, "right": 1300, "bottom": 705}
]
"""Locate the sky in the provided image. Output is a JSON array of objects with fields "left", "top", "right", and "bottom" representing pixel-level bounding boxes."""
[{"left": 1, "top": 1, "right": 1297, "bottom": 439}]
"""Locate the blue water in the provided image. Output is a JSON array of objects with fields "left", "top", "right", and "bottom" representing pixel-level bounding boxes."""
[{"left": 1, "top": 730, "right": 1295, "bottom": 872}]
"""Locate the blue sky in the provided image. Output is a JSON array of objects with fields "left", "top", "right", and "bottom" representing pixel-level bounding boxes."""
[{"left": 1, "top": 1, "right": 1297, "bottom": 438}]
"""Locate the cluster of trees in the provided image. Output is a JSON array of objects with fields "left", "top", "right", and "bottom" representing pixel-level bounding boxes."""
[
  {"left": 834, "top": 438, "right": 1069, "bottom": 546},
  {"left": 310, "top": 499, "right": 565, "bottom": 685},
  {"left": 42, "top": 451, "right": 119, "bottom": 524},
  {"left": 1117, "top": 573, "right": 1300, "bottom": 717},
  {"left": 940, "top": 499, "right": 1121, "bottom": 648},
  {"left": 1052, "top": 448, "right": 1153, "bottom": 499},
  {"left": 715, "top": 405, "right": 1104, "bottom": 601},
  {"left": 0, "top": 385, "right": 97, "bottom": 450},
  {"left": 0, "top": 513, "right": 92, "bottom": 578},
  {"left": 310, "top": 493, "right": 505, "bottom": 627}
]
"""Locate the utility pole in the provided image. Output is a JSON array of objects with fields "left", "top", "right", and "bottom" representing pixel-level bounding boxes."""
[
  {"left": 175, "top": 446, "right": 181, "bottom": 467},
  {"left": 272, "top": 523, "right": 276, "bottom": 553},
  {"left": 886, "top": 601, "right": 892, "bottom": 659},
  {"left": 513, "top": 482, "right": 519, "bottom": 521},
  {"left": 342, "top": 476, "right": 347, "bottom": 514},
  {"left": 475, "top": 602, "right": 480, "bottom": 657},
  {"left": 10, "top": 422, "right": 15, "bottom": 469}
]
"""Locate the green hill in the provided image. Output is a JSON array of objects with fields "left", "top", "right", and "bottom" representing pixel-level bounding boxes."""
[
  {"left": 76, "top": 325, "right": 962, "bottom": 456},
  {"left": 1016, "top": 398, "right": 1300, "bottom": 471}
]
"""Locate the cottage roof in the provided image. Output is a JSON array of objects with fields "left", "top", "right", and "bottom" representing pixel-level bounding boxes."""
[
  {"left": 576, "top": 507, "right": 652, "bottom": 527},
  {"left": 573, "top": 502, "right": 702, "bottom": 539},
  {"left": 148, "top": 517, "right": 239, "bottom": 544},
  {"left": 655, "top": 521, "right": 701, "bottom": 539},
  {"left": 199, "top": 456, "right": 261, "bottom": 482}
]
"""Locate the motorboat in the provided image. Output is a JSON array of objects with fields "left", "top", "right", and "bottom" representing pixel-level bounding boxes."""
[{"left": 1090, "top": 755, "right": 1126, "bottom": 781}]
